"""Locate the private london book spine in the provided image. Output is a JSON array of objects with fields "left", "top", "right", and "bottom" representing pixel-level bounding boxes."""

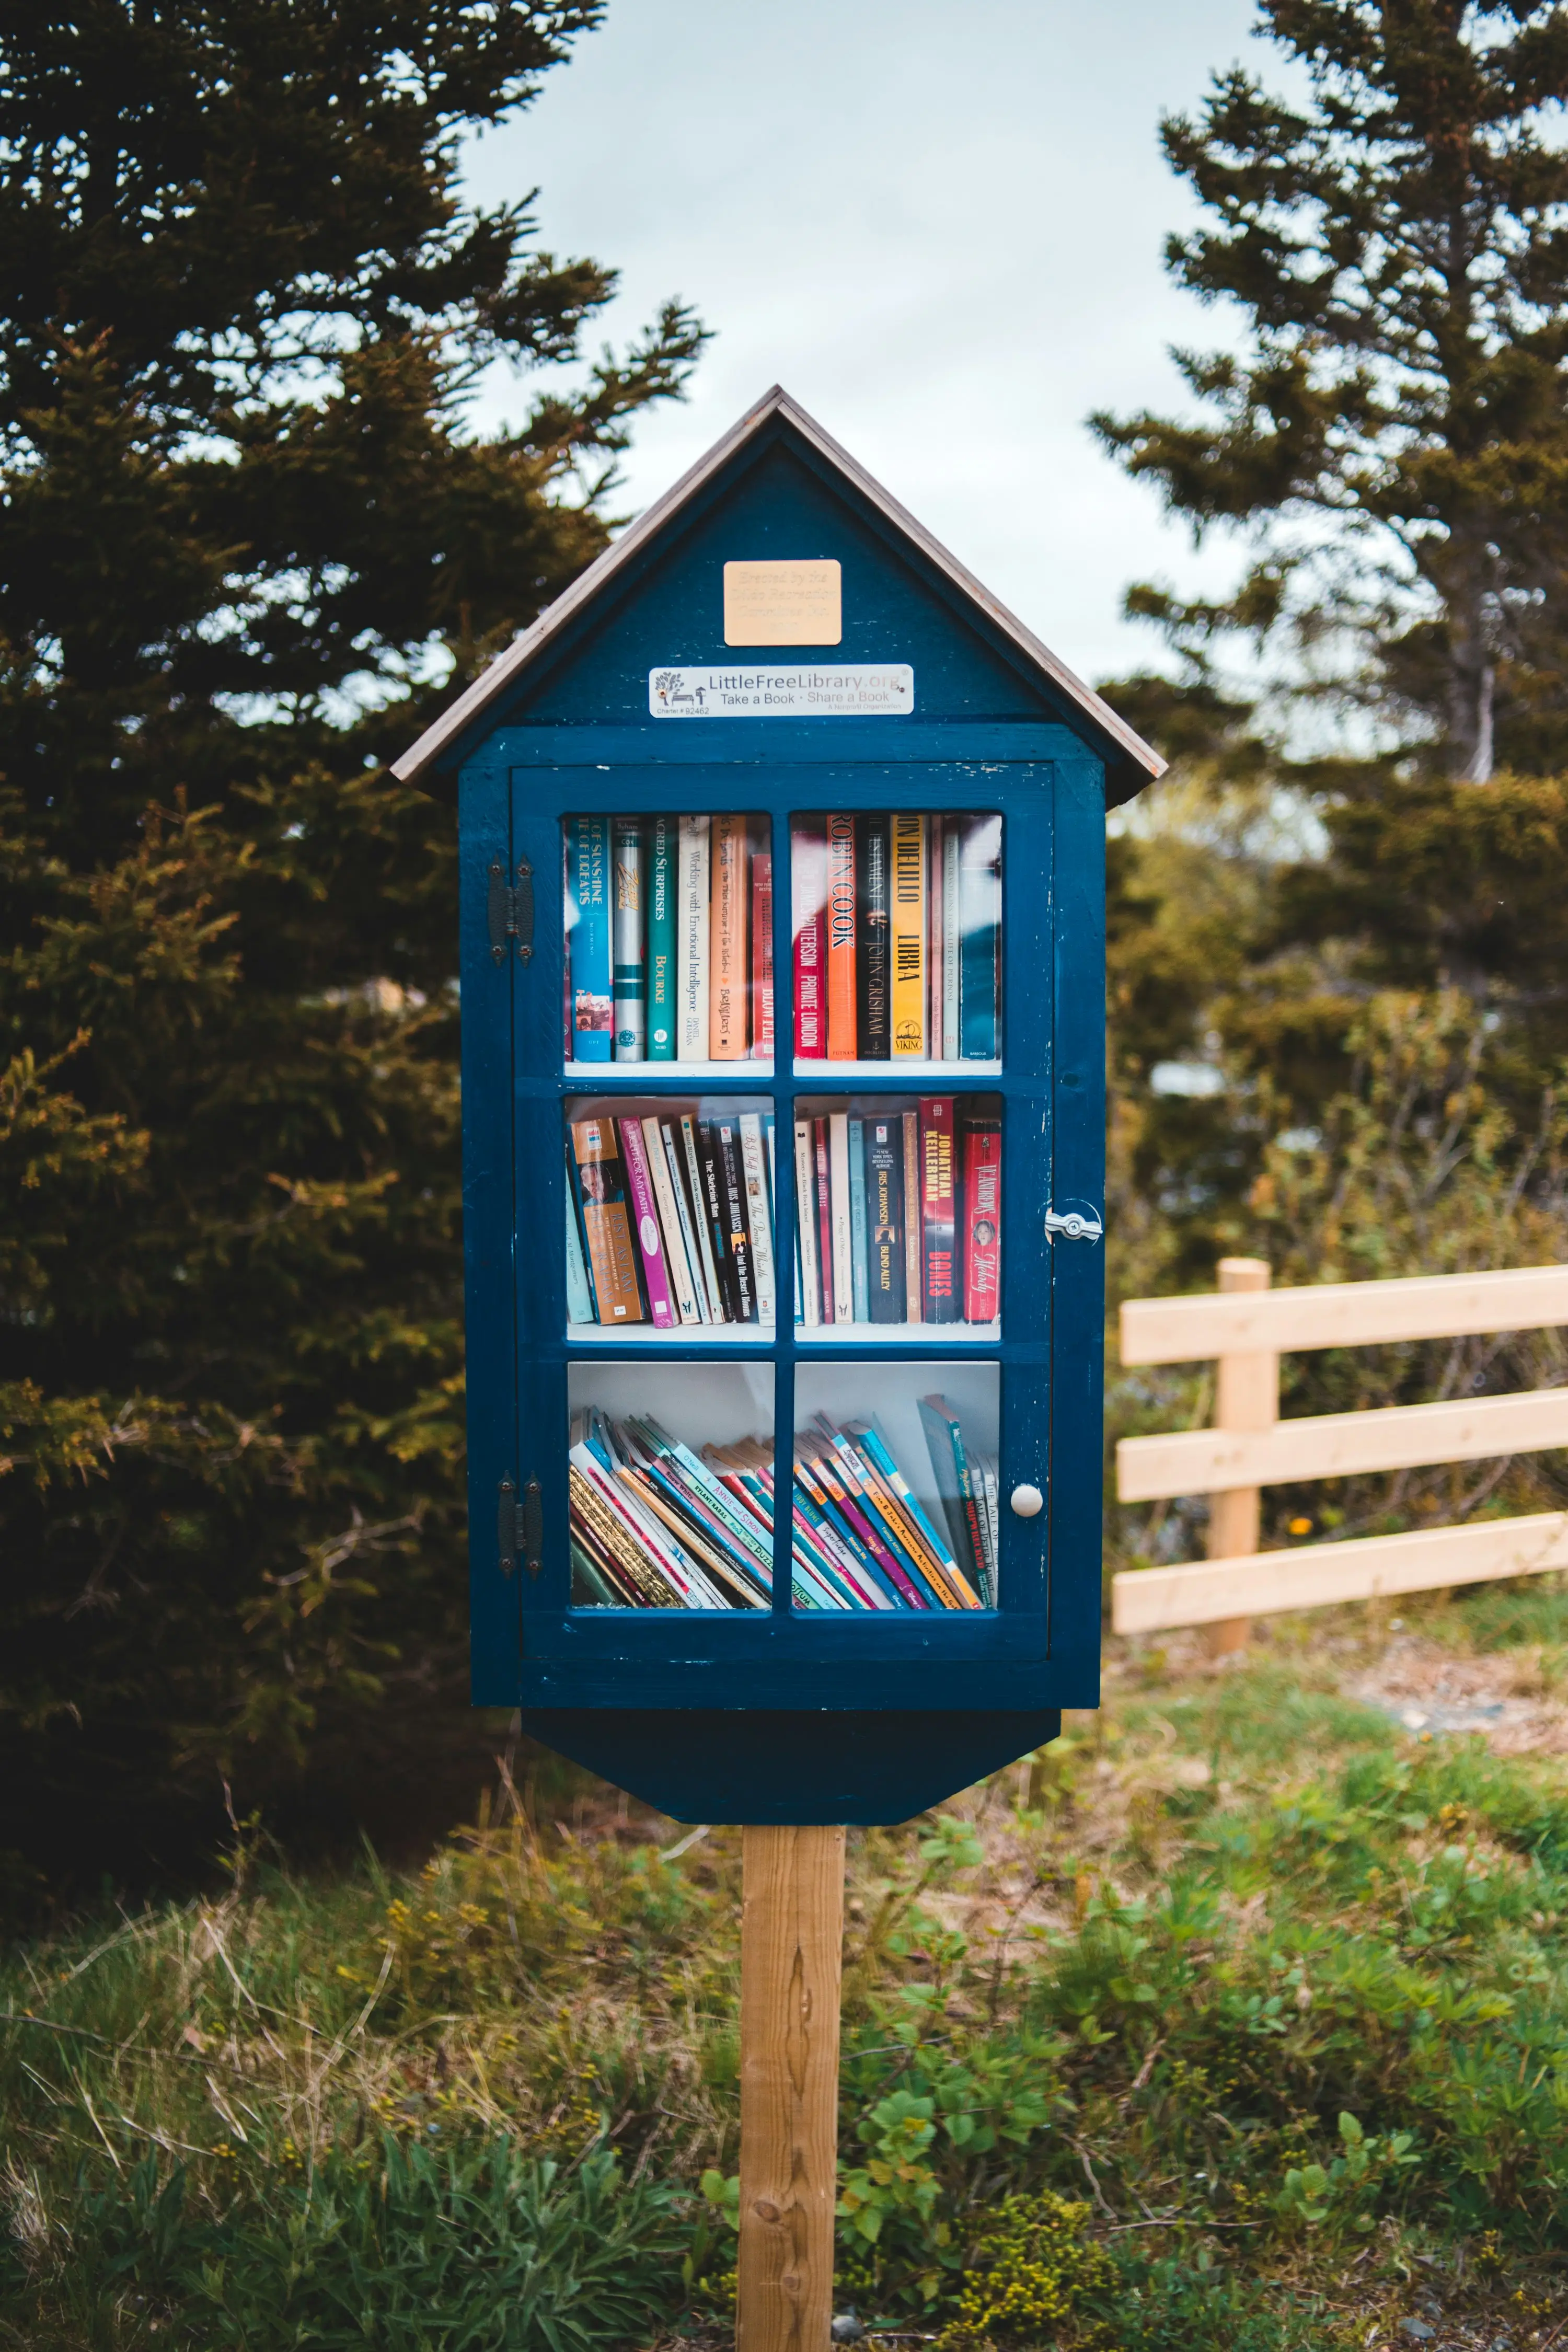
[
  {"left": 962, "top": 1109, "right": 1002, "bottom": 1322},
  {"left": 647, "top": 814, "right": 677, "bottom": 1059},
  {"left": 676, "top": 815, "right": 710, "bottom": 1062},
  {"left": 569, "top": 816, "right": 612, "bottom": 1062},
  {"left": 890, "top": 810, "right": 926, "bottom": 1057},
  {"left": 920, "top": 1096, "right": 960, "bottom": 1322},
  {"left": 825, "top": 812, "right": 857, "bottom": 1059},
  {"left": 617, "top": 1117, "right": 676, "bottom": 1328},
  {"left": 612, "top": 815, "right": 645, "bottom": 1060},
  {"left": 792, "top": 822, "right": 827, "bottom": 1058},
  {"left": 710, "top": 812, "right": 748, "bottom": 1059},
  {"left": 855, "top": 813, "right": 891, "bottom": 1060}
]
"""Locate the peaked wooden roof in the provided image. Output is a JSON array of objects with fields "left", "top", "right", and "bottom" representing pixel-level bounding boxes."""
[{"left": 393, "top": 384, "right": 1165, "bottom": 790}]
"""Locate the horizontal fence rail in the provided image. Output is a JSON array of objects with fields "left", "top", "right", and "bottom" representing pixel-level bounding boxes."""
[{"left": 1111, "top": 1260, "right": 1568, "bottom": 1641}]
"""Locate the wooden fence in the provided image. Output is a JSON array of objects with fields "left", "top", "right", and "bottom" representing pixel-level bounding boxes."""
[{"left": 1110, "top": 1256, "right": 1568, "bottom": 1646}]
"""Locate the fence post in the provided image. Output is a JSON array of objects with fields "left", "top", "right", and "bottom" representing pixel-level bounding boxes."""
[
  {"left": 1204, "top": 1256, "right": 1276, "bottom": 1656},
  {"left": 737, "top": 1824, "right": 846, "bottom": 2352}
]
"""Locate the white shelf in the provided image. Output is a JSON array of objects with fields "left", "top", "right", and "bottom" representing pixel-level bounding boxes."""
[
  {"left": 792, "top": 1060, "right": 1002, "bottom": 1082},
  {"left": 568, "top": 1322, "right": 777, "bottom": 1344},
  {"left": 563, "top": 1060, "right": 774, "bottom": 1083},
  {"left": 793, "top": 1321, "right": 1001, "bottom": 1345}
]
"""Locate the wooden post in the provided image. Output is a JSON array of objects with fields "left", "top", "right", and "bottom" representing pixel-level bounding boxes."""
[
  {"left": 738, "top": 1825, "right": 846, "bottom": 2352},
  {"left": 1204, "top": 1256, "right": 1276, "bottom": 1656}
]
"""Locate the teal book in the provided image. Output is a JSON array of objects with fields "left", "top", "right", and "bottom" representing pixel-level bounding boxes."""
[
  {"left": 848, "top": 1115, "right": 869, "bottom": 1321},
  {"left": 958, "top": 813, "right": 1001, "bottom": 1060},
  {"left": 612, "top": 815, "right": 646, "bottom": 1061},
  {"left": 566, "top": 1184, "right": 594, "bottom": 1324},
  {"left": 647, "top": 814, "right": 677, "bottom": 1060},
  {"left": 569, "top": 816, "right": 613, "bottom": 1062},
  {"left": 917, "top": 1395, "right": 990, "bottom": 1603}
]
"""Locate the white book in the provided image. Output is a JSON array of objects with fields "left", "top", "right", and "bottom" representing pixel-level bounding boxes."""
[
  {"left": 738, "top": 1112, "right": 777, "bottom": 1328},
  {"left": 941, "top": 820, "right": 961, "bottom": 1062},
  {"left": 793, "top": 1117, "right": 820, "bottom": 1328},
  {"left": 643, "top": 1116, "right": 701, "bottom": 1325},
  {"left": 679, "top": 1113, "right": 726, "bottom": 1322},
  {"left": 660, "top": 1120, "right": 711, "bottom": 1322},
  {"left": 677, "top": 815, "right": 711, "bottom": 1060},
  {"left": 829, "top": 1112, "right": 854, "bottom": 1324}
]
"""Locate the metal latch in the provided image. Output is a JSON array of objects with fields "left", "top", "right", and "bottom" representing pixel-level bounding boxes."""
[
  {"left": 1043, "top": 1204, "right": 1103, "bottom": 1244},
  {"left": 487, "top": 857, "right": 535, "bottom": 965},
  {"left": 498, "top": 1475, "right": 544, "bottom": 1574}
]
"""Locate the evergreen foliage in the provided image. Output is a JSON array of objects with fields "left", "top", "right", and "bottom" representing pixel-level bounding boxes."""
[{"left": 0, "top": 2, "right": 705, "bottom": 1885}]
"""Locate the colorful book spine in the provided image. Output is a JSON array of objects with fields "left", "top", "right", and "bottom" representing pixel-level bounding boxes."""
[
  {"left": 901, "top": 1107, "right": 923, "bottom": 1323},
  {"left": 710, "top": 813, "right": 748, "bottom": 1059},
  {"left": 680, "top": 1114, "right": 725, "bottom": 1322},
  {"left": 793, "top": 822, "right": 827, "bottom": 1059},
  {"left": 612, "top": 816, "right": 645, "bottom": 1061},
  {"left": 569, "top": 816, "right": 612, "bottom": 1062},
  {"left": 570, "top": 1117, "right": 642, "bottom": 1320},
  {"left": 677, "top": 815, "right": 711, "bottom": 1062},
  {"left": 941, "top": 820, "right": 961, "bottom": 1061},
  {"left": 890, "top": 811, "right": 926, "bottom": 1058},
  {"left": 793, "top": 1118, "right": 821, "bottom": 1328},
  {"left": 962, "top": 1110, "right": 1001, "bottom": 1322},
  {"left": 829, "top": 1111, "right": 854, "bottom": 1325},
  {"left": 739, "top": 1111, "right": 777, "bottom": 1327},
  {"left": 919, "top": 1096, "right": 960, "bottom": 1323},
  {"left": 814, "top": 1115, "right": 836, "bottom": 1324},
  {"left": 866, "top": 1115, "right": 905, "bottom": 1322},
  {"left": 855, "top": 813, "right": 891, "bottom": 1060},
  {"left": 751, "top": 844, "right": 774, "bottom": 1060},
  {"left": 661, "top": 1120, "right": 711, "bottom": 1322},
  {"left": 617, "top": 1117, "right": 677, "bottom": 1328},
  {"left": 696, "top": 1121, "right": 739, "bottom": 1321},
  {"left": 959, "top": 813, "right": 1001, "bottom": 1059},
  {"left": 927, "top": 814, "right": 944, "bottom": 1062},
  {"left": 918, "top": 1396, "right": 989, "bottom": 1606},
  {"left": 715, "top": 1117, "right": 755, "bottom": 1321},
  {"left": 647, "top": 815, "right": 677, "bottom": 1060},
  {"left": 565, "top": 1184, "right": 593, "bottom": 1324},
  {"left": 643, "top": 1115, "right": 701, "bottom": 1325},
  {"left": 848, "top": 1116, "right": 869, "bottom": 1322},
  {"left": 826, "top": 812, "right": 857, "bottom": 1059}
]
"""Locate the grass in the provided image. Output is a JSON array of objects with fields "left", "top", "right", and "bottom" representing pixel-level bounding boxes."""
[{"left": 7, "top": 1585, "right": 1568, "bottom": 2347}]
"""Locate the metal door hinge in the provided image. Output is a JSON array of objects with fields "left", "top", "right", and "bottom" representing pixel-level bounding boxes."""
[
  {"left": 498, "top": 1475, "right": 518, "bottom": 1574},
  {"left": 498, "top": 1475, "right": 543, "bottom": 1576},
  {"left": 486, "top": 857, "right": 535, "bottom": 965},
  {"left": 1043, "top": 1204, "right": 1103, "bottom": 1244}
]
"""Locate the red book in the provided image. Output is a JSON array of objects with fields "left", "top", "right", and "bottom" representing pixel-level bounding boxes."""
[
  {"left": 919, "top": 1097, "right": 959, "bottom": 1324},
  {"left": 793, "top": 823, "right": 827, "bottom": 1058},
  {"left": 813, "top": 1115, "right": 836, "bottom": 1324},
  {"left": 825, "top": 812, "right": 857, "bottom": 1059},
  {"left": 751, "top": 844, "right": 774, "bottom": 1060},
  {"left": 961, "top": 1111, "right": 1001, "bottom": 1322}
]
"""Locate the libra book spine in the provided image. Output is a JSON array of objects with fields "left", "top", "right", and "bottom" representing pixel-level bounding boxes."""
[
  {"left": 570, "top": 1118, "right": 642, "bottom": 1321},
  {"left": 739, "top": 1112, "right": 777, "bottom": 1327},
  {"left": 848, "top": 1115, "right": 869, "bottom": 1323},
  {"left": 962, "top": 1110, "right": 1002, "bottom": 1322},
  {"left": 677, "top": 816, "right": 711, "bottom": 1062},
  {"left": 643, "top": 1116, "right": 701, "bottom": 1325},
  {"left": 612, "top": 816, "right": 645, "bottom": 1062},
  {"left": 569, "top": 816, "right": 612, "bottom": 1062},
  {"left": 647, "top": 815, "right": 677, "bottom": 1060},
  {"left": 941, "top": 820, "right": 961, "bottom": 1060},
  {"left": 959, "top": 813, "right": 1001, "bottom": 1059},
  {"left": 901, "top": 1108, "right": 923, "bottom": 1323},
  {"left": 866, "top": 1114, "right": 905, "bottom": 1322},
  {"left": 825, "top": 811, "right": 857, "bottom": 1059},
  {"left": 813, "top": 1116, "right": 836, "bottom": 1324},
  {"left": 617, "top": 1117, "right": 676, "bottom": 1328},
  {"left": 890, "top": 810, "right": 926, "bottom": 1058},
  {"left": 751, "top": 841, "right": 774, "bottom": 1060},
  {"left": 792, "top": 822, "right": 827, "bottom": 1059},
  {"left": 793, "top": 1118, "right": 821, "bottom": 1327},
  {"left": 710, "top": 812, "right": 748, "bottom": 1059},
  {"left": 679, "top": 1114, "right": 725, "bottom": 1322},
  {"left": 919, "top": 1097, "right": 960, "bottom": 1323},
  {"left": 829, "top": 1111, "right": 854, "bottom": 1325},
  {"left": 714, "top": 1117, "right": 756, "bottom": 1321},
  {"left": 855, "top": 813, "right": 891, "bottom": 1060},
  {"left": 927, "top": 815, "right": 943, "bottom": 1061}
]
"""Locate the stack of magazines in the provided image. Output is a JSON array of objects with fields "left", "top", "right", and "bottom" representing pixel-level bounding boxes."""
[
  {"left": 567, "top": 1106, "right": 776, "bottom": 1328},
  {"left": 569, "top": 1403, "right": 999, "bottom": 1611}
]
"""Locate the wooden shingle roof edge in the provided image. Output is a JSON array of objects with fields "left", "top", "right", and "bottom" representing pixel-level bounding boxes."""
[{"left": 390, "top": 383, "right": 1167, "bottom": 793}]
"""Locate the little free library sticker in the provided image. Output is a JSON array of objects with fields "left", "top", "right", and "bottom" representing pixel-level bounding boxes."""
[{"left": 649, "top": 664, "right": 914, "bottom": 718}]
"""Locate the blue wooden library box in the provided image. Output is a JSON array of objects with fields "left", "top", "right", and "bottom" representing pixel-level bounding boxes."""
[{"left": 394, "top": 388, "right": 1161, "bottom": 1825}]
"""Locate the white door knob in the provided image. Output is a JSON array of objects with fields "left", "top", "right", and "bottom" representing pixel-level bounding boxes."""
[{"left": 1010, "top": 1483, "right": 1043, "bottom": 1518}]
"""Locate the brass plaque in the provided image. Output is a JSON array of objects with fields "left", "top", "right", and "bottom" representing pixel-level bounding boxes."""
[{"left": 723, "top": 558, "right": 842, "bottom": 645}]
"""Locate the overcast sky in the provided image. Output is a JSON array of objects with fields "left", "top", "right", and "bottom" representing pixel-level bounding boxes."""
[{"left": 463, "top": 0, "right": 1271, "bottom": 689}]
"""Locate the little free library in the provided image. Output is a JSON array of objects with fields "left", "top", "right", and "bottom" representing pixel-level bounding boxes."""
[{"left": 395, "top": 386, "right": 1162, "bottom": 1830}]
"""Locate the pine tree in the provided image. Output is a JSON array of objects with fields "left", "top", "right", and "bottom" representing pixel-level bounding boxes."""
[
  {"left": 1094, "top": 1, "right": 1568, "bottom": 780},
  {"left": 0, "top": 3, "right": 704, "bottom": 1887}
]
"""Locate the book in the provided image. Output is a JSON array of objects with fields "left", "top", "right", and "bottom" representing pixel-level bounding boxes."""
[
  {"left": 751, "top": 843, "right": 774, "bottom": 1060},
  {"left": 825, "top": 812, "right": 857, "bottom": 1059},
  {"left": 848, "top": 1116, "right": 869, "bottom": 1323},
  {"left": 618, "top": 1117, "right": 677, "bottom": 1328},
  {"left": 643, "top": 1115, "right": 701, "bottom": 1325},
  {"left": 973, "top": 1451, "right": 1000, "bottom": 1606},
  {"left": 565, "top": 1182, "right": 594, "bottom": 1324},
  {"left": 829, "top": 1111, "right": 854, "bottom": 1325},
  {"left": 919, "top": 1097, "right": 960, "bottom": 1323},
  {"left": 901, "top": 1107, "right": 923, "bottom": 1323},
  {"left": 647, "top": 815, "right": 677, "bottom": 1060},
  {"left": 962, "top": 1108, "right": 1001, "bottom": 1322},
  {"left": 568, "top": 816, "right": 612, "bottom": 1062},
  {"left": 612, "top": 816, "right": 645, "bottom": 1062},
  {"left": 792, "top": 822, "right": 827, "bottom": 1058},
  {"left": 570, "top": 1117, "right": 642, "bottom": 1321},
  {"left": 849, "top": 1420, "right": 977, "bottom": 1609},
  {"left": 959, "top": 813, "right": 1001, "bottom": 1059},
  {"left": 927, "top": 815, "right": 943, "bottom": 1063},
  {"left": 812, "top": 1116, "right": 836, "bottom": 1324},
  {"left": 659, "top": 1119, "right": 711, "bottom": 1323},
  {"left": 890, "top": 811, "right": 926, "bottom": 1058},
  {"left": 710, "top": 812, "right": 748, "bottom": 1059},
  {"left": 714, "top": 1117, "right": 756, "bottom": 1321},
  {"left": 677, "top": 816, "right": 711, "bottom": 1062},
  {"left": 855, "top": 812, "right": 891, "bottom": 1060},
  {"left": 739, "top": 1111, "right": 777, "bottom": 1327},
  {"left": 679, "top": 1113, "right": 725, "bottom": 1322},
  {"left": 696, "top": 1120, "right": 740, "bottom": 1321},
  {"left": 941, "top": 818, "right": 961, "bottom": 1061},
  {"left": 866, "top": 1115, "right": 905, "bottom": 1322},
  {"left": 918, "top": 1395, "right": 989, "bottom": 1603},
  {"left": 793, "top": 1118, "right": 821, "bottom": 1327}
]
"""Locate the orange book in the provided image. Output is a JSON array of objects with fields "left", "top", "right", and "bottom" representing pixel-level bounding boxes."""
[
  {"left": 570, "top": 1119, "right": 644, "bottom": 1323},
  {"left": 709, "top": 814, "right": 749, "bottom": 1058},
  {"left": 826, "top": 811, "right": 857, "bottom": 1059}
]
